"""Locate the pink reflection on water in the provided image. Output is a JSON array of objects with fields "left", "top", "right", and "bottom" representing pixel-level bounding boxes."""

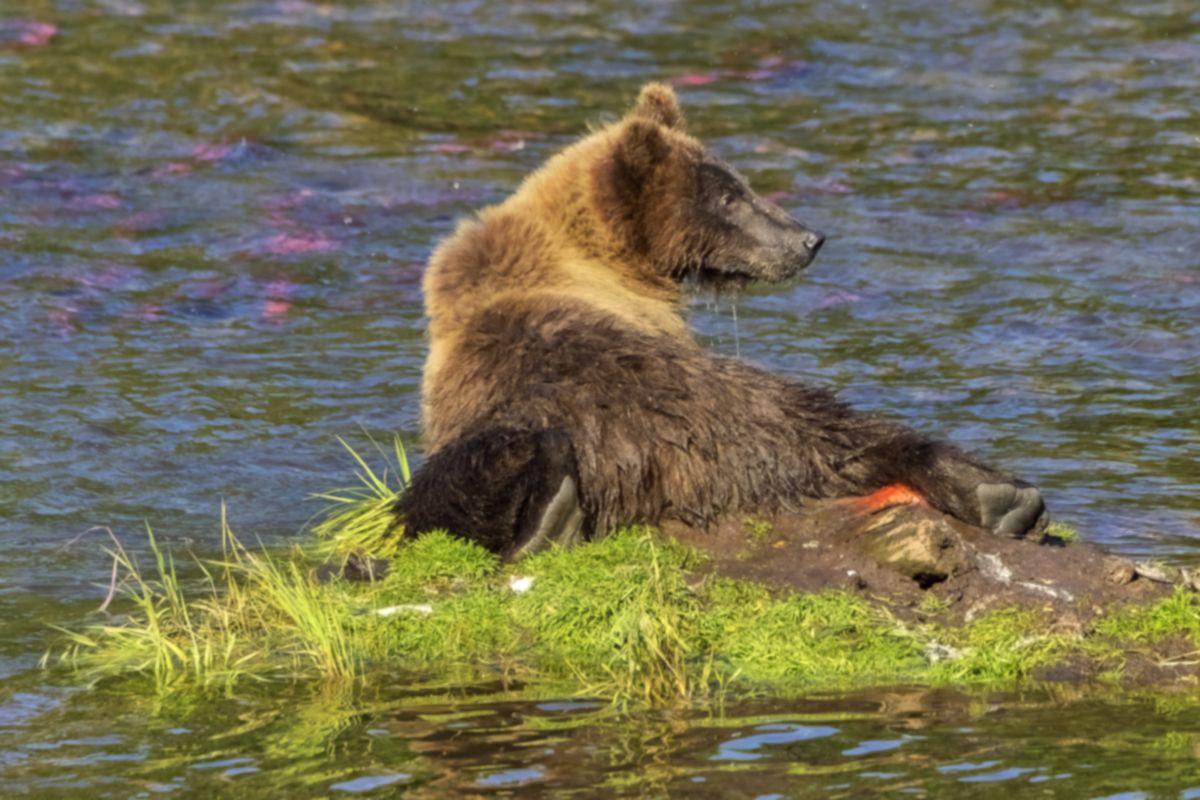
[
  {"left": 264, "top": 189, "right": 315, "bottom": 210},
  {"left": 187, "top": 280, "right": 232, "bottom": 301},
  {"left": 260, "top": 278, "right": 298, "bottom": 322},
  {"left": 64, "top": 193, "right": 122, "bottom": 211},
  {"left": 0, "top": 162, "right": 30, "bottom": 182},
  {"left": 809, "top": 179, "right": 854, "bottom": 195},
  {"left": 129, "top": 303, "right": 163, "bottom": 323},
  {"left": 671, "top": 73, "right": 720, "bottom": 87},
  {"left": 77, "top": 263, "right": 137, "bottom": 290},
  {"left": 46, "top": 302, "right": 80, "bottom": 336},
  {"left": 669, "top": 56, "right": 811, "bottom": 89},
  {"left": 740, "top": 57, "right": 810, "bottom": 82},
  {"left": 155, "top": 162, "right": 194, "bottom": 176},
  {"left": 263, "top": 278, "right": 297, "bottom": 298},
  {"left": 488, "top": 130, "right": 533, "bottom": 153},
  {"left": 431, "top": 142, "right": 472, "bottom": 155},
  {"left": 262, "top": 189, "right": 316, "bottom": 226},
  {"left": 431, "top": 130, "right": 536, "bottom": 156},
  {"left": 5, "top": 20, "right": 57, "bottom": 49},
  {"left": 113, "top": 209, "right": 168, "bottom": 235},
  {"left": 152, "top": 138, "right": 251, "bottom": 177},
  {"left": 262, "top": 299, "right": 291, "bottom": 318},
  {"left": 191, "top": 141, "right": 239, "bottom": 161},
  {"left": 260, "top": 232, "right": 337, "bottom": 255},
  {"left": 818, "top": 290, "right": 865, "bottom": 309}
]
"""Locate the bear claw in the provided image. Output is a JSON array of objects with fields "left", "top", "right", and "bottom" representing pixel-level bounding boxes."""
[
  {"left": 977, "top": 482, "right": 1047, "bottom": 539},
  {"left": 508, "top": 475, "right": 586, "bottom": 560}
]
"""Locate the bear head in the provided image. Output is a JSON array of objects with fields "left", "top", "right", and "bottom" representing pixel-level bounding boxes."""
[{"left": 593, "top": 83, "right": 825, "bottom": 292}]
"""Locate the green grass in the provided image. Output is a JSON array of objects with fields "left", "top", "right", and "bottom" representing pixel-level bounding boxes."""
[
  {"left": 928, "top": 608, "right": 1066, "bottom": 684},
  {"left": 1094, "top": 588, "right": 1200, "bottom": 646},
  {"left": 511, "top": 528, "right": 706, "bottom": 706},
  {"left": 43, "top": 437, "right": 1200, "bottom": 705},
  {"left": 1046, "top": 522, "right": 1081, "bottom": 543},
  {"left": 742, "top": 515, "right": 774, "bottom": 542},
  {"left": 309, "top": 433, "right": 411, "bottom": 561}
]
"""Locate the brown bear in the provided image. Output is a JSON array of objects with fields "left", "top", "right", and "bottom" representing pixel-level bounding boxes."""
[{"left": 395, "top": 83, "right": 1047, "bottom": 559}]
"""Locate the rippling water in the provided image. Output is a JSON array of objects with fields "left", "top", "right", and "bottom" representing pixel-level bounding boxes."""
[
  {"left": 2, "top": 684, "right": 1200, "bottom": 797},
  {"left": 1, "top": 0, "right": 1198, "bottom": 795}
]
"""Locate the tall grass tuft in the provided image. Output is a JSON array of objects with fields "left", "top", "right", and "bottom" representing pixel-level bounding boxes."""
[
  {"left": 46, "top": 506, "right": 378, "bottom": 690},
  {"left": 47, "top": 512, "right": 264, "bottom": 692},
  {"left": 310, "top": 433, "right": 410, "bottom": 561}
]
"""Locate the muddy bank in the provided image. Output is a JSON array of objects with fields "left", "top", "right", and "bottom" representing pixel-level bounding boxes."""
[
  {"left": 665, "top": 501, "right": 1183, "bottom": 622},
  {"left": 664, "top": 499, "right": 1200, "bottom": 687}
]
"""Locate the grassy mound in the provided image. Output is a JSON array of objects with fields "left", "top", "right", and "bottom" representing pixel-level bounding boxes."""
[{"left": 45, "top": 437, "right": 1200, "bottom": 705}]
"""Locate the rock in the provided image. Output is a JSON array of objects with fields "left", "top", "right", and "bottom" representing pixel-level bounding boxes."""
[
  {"left": 662, "top": 493, "right": 1178, "bottom": 627},
  {"left": 863, "top": 507, "right": 968, "bottom": 587},
  {"left": 1133, "top": 562, "right": 1177, "bottom": 584},
  {"left": 1104, "top": 557, "right": 1137, "bottom": 585},
  {"left": 1181, "top": 567, "right": 1199, "bottom": 592}
]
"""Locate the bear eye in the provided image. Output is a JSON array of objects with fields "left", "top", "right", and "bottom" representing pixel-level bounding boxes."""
[{"left": 720, "top": 192, "right": 737, "bottom": 207}]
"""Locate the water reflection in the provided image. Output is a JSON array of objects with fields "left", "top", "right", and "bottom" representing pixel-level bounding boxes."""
[
  {"left": 1, "top": 681, "right": 1195, "bottom": 796},
  {"left": 331, "top": 772, "right": 411, "bottom": 792},
  {"left": 714, "top": 723, "right": 840, "bottom": 762}
]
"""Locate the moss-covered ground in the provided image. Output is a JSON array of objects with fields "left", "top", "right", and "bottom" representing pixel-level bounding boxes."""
[{"left": 45, "top": 438, "right": 1200, "bottom": 706}]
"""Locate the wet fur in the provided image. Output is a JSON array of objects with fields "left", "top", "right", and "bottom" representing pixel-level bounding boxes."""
[{"left": 412, "top": 297, "right": 1010, "bottom": 536}]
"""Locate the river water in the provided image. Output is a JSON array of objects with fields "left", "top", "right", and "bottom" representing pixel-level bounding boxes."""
[{"left": 1, "top": 0, "right": 1198, "bottom": 796}]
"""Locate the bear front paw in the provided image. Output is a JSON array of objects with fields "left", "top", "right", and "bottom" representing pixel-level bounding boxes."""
[{"left": 976, "top": 483, "right": 1047, "bottom": 539}]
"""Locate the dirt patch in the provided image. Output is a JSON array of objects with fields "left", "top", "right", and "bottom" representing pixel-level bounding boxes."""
[{"left": 662, "top": 498, "right": 1178, "bottom": 628}]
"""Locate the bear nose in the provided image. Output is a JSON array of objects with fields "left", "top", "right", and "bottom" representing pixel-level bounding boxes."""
[{"left": 803, "top": 231, "right": 825, "bottom": 254}]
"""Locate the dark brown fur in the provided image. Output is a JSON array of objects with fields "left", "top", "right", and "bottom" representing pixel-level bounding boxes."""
[
  {"left": 413, "top": 296, "right": 1005, "bottom": 535},
  {"left": 397, "top": 84, "right": 1045, "bottom": 554}
]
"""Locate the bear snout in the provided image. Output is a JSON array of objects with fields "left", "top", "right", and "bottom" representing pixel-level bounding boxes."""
[{"left": 802, "top": 231, "right": 825, "bottom": 255}]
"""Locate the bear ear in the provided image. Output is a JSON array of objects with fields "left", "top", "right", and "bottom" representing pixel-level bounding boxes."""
[
  {"left": 614, "top": 120, "right": 671, "bottom": 182},
  {"left": 629, "top": 82, "right": 685, "bottom": 131}
]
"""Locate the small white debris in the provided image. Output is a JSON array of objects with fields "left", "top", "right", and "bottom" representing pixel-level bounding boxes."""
[
  {"left": 976, "top": 553, "right": 1013, "bottom": 585},
  {"left": 508, "top": 575, "right": 535, "bottom": 594},
  {"left": 1016, "top": 580, "right": 1075, "bottom": 602},
  {"left": 846, "top": 570, "right": 858, "bottom": 577},
  {"left": 924, "top": 641, "right": 960, "bottom": 663},
  {"left": 375, "top": 604, "right": 433, "bottom": 617}
]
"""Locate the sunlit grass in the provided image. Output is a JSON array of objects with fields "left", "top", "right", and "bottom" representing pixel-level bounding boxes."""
[
  {"left": 46, "top": 515, "right": 262, "bottom": 692},
  {"left": 1094, "top": 588, "right": 1200, "bottom": 646},
  {"left": 309, "top": 433, "right": 411, "bottom": 561},
  {"left": 1046, "top": 521, "right": 1081, "bottom": 543},
  {"left": 929, "top": 608, "right": 1066, "bottom": 684},
  {"left": 43, "top": 436, "right": 1200, "bottom": 705}
]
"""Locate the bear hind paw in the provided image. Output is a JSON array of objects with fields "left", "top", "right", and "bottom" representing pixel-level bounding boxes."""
[{"left": 977, "top": 482, "right": 1048, "bottom": 539}]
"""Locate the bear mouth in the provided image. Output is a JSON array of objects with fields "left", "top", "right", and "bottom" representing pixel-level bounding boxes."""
[
  {"left": 691, "top": 267, "right": 754, "bottom": 295},
  {"left": 685, "top": 254, "right": 814, "bottom": 295}
]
